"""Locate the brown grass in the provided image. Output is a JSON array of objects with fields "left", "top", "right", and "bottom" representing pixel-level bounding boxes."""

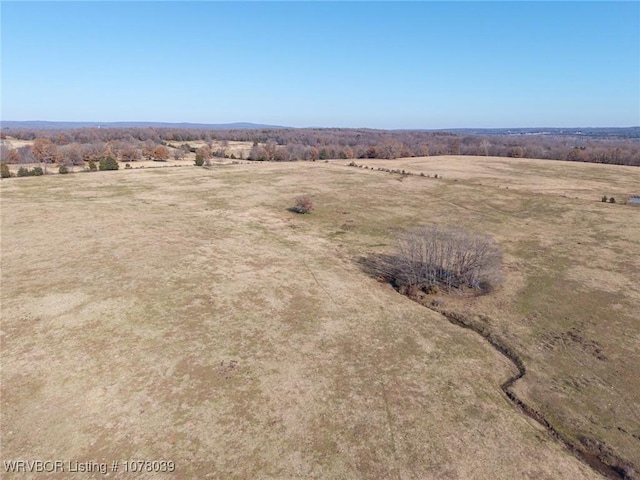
[{"left": 2, "top": 156, "right": 638, "bottom": 478}]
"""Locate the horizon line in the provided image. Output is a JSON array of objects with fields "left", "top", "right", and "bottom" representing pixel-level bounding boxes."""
[{"left": 2, "top": 120, "right": 639, "bottom": 131}]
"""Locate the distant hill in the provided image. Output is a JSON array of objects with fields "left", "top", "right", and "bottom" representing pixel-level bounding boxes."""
[
  {"left": 423, "top": 126, "right": 640, "bottom": 139},
  {"left": 2, "top": 121, "right": 638, "bottom": 140},
  {"left": 0, "top": 121, "right": 289, "bottom": 130}
]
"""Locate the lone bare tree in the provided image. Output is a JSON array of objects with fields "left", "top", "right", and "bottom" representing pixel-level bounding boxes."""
[{"left": 480, "top": 139, "right": 490, "bottom": 156}]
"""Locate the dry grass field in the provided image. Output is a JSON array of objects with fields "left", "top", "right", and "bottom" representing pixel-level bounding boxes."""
[
  {"left": 1, "top": 156, "right": 639, "bottom": 479},
  {"left": 166, "top": 140, "right": 254, "bottom": 160}
]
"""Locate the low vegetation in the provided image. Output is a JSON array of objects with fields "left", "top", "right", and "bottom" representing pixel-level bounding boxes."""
[
  {"left": 290, "top": 194, "right": 314, "bottom": 214},
  {"left": 98, "top": 156, "right": 119, "bottom": 171},
  {"left": 16, "top": 166, "right": 44, "bottom": 177},
  {"left": 1, "top": 153, "right": 639, "bottom": 479}
]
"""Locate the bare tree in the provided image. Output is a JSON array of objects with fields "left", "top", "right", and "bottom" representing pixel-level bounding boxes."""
[
  {"left": 196, "top": 145, "right": 212, "bottom": 165},
  {"left": 273, "top": 146, "right": 291, "bottom": 161},
  {"left": 172, "top": 145, "right": 188, "bottom": 160},
  {"left": 264, "top": 140, "right": 278, "bottom": 161},
  {"left": 480, "top": 139, "right": 490, "bottom": 156},
  {"left": 83, "top": 142, "right": 106, "bottom": 162},
  {"left": 59, "top": 143, "right": 84, "bottom": 166},
  {"left": 142, "top": 139, "right": 156, "bottom": 159},
  {"left": 32, "top": 137, "right": 60, "bottom": 173},
  {"left": 248, "top": 144, "right": 266, "bottom": 161},
  {"left": 152, "top": 145, "right": 169, "bottom": 161},
  {"left": 0, "top": 145, "right": 20, "bottom": 164},
  {"left": 121, "top": 146, "right": 141, "bottom": 162},
  {"left": 17, "top": 146, "right": 36, "bottom": 164}
]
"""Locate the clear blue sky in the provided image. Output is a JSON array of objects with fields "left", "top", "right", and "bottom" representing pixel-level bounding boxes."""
[{"left": 1, "top": 1, "right": 638, "bottom": 128}]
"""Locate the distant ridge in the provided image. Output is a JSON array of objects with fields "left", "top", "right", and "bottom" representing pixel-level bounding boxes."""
[
  {"left": 0, "top": 121, "right": 289, "bottom": 130},
  {"left": 427, "top": 126, "right": 640, "bottom": 138},
  {"left": 1, "top": 121, "right": 638, "bottom": 139}
]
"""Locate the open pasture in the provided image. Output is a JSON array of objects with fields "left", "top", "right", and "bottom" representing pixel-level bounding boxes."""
[{"left": 1, "top": 156, "right": 638, "bottom": 478}]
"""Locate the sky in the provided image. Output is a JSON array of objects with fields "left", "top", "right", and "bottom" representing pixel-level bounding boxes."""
[{"left": 1, "top": 1, "right": 639, "bottom": 129}]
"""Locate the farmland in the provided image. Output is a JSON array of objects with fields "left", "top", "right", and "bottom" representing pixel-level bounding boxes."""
[{"left": 1, "top": 156, "right": 639, "bottom": 478}]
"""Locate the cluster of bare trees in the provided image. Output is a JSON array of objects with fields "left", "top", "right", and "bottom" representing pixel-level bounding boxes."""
[
  {"left": 0, "top": 137, "right": 181, "bottom": 169},
  {"left": 366, "top": 226, "right": 503, "bottom": 294},
  {"left": 2, "top": 126, "right": 640, "bottom": 167}
]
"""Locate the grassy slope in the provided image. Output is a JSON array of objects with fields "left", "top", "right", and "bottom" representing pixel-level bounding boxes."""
[
  {"left": 336, "top": 156, "right": 640, "bottom": 473},
  {"left": 1, "top": 157, "right": 635, "bottom": 478}
]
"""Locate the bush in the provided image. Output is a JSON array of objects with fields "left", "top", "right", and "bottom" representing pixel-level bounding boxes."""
[
  {"left": 98, "top": 156, "right": 119, "bottom": 171},
  {"left": 194, "top": 155, "right": 204, "bottom": 166},
  {"left": 601, "top": 195, "right": 608, "bottom": 202},
  {"left": 1, "top": 163, "right": 11, "bottom": 178},
  {"left": 291, "top": 195, "right": 314, "bottom": 214},
  {"left": 88, "top": 160, "right": 97, "bottom": 171},
  {"left": 17, "top": 166, "right": 44, "bottom": 177},
  {"left": 58, "top": 165, "right": 69, "bottom": 174},
  {"left": 609, "top": 197, "right": 616, "bottom": 204}
]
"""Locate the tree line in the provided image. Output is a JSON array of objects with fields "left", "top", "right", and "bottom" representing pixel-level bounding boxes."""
[{"left": 1, "top": 127, "right": 639, "bottom": 167}]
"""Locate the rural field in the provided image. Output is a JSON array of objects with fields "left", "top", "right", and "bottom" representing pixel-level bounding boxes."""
[{"left": 1, "top": 156, "right": 639, "bottom": 479}]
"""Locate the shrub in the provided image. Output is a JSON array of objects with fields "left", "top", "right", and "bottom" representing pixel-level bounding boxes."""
[
  {"left": 58, "top": 165, "right": 69, "bottom": 174},
  {"left": 1, "top": 163, "right": 11, "bottom": 178},
  {"left": 125, "top": 163, "right": 132, "bottom": 169},
  {"left": 99, "top": 156, "right": 119, "bottom": 171},
  {"left": 602, "top": 195, "right": 608, "bottom": 202},
  {"left": 609, "top": 197, "right": 616, "bottom": 204},
  {"left": 88, "top": 160, "right": 97, "bottom": 171},
  {"left": 194, "top": 155, "right": 204, "bottom": 166},
  {"left": 18, "top": 167, "right": 44, "bottom": 177},
  {"left": 17, "top": 166, "right": 44, "bottom": 177},
  {"left": 291, "top": 195, "right": 314, "bottom": 214}
]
